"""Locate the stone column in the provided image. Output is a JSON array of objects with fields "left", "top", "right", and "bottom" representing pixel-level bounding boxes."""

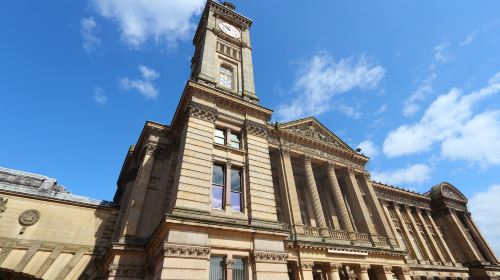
[
  {"left": 326, "top": 263, "right": 341, "bottom": 280},
  {"left": 462, "top": 212, "right": 499, "bottom": 264},
  {"left": 354, "top": 265, "right": 370, "bottom": 280},
  {"left": 303, "top": 156, "right": 329, "bottom": 237},
  {"left": 393, "top": 205, "right": 424, "bottom": 261},
  {"left": 445, "top": 210, "right": 484, "bottom": 263},
  {"left": 277, "top": 149, "right": 304, "bottom": 234},
  {"left": 381, "top": 201, "right": 401, "bottom": 248},
  {"left": 300, "top": 262, "right": 314, "bottom": 280},
  {"left": 415, "top": 210, "right": 447, "bottom": 263},
  {"left": 406, "top": 207, "right": 435, "bottom": 263},
  {"left": 425, "top": 211, "right": 456, "bottom": 264},
  {"left": 326, "top": 162, "right": 355, "bottom": 239},
  {"left": 343, "top": 167, "right": 378, "bottom": 240},
  {"left": 394, "top": 267, "right": 412, "bottom": 280},
  {"left": 377, "top": 266, "right": 395, "bottom": 280},
  {"left": 122, "top": 143, "right": 157, "bottom": 237},
  {"left": 361, "top": 174, "right": 398, "bottom": 247},
  {"left": 226, "top": 259, "right": 235, "bottom": 280}
]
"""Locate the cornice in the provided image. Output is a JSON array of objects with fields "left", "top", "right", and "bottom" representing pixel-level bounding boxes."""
[
  {"left": 372, "top": 182, "right": 431, "bottom": 209},
  {"left": 209, "top": 1, "right": 252, "bottom": 29}
]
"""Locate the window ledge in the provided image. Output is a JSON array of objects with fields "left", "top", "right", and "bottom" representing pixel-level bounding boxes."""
[{"left": 213, "top": 143, "right": 245, "bottom": 155}]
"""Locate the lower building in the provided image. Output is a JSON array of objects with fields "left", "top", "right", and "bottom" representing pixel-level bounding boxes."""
[{"left": 0, "top": 1, "right": 498, "bottom": 279}]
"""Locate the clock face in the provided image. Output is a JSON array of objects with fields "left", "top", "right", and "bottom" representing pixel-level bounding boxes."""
[{"left": 218, "top": 22, "right": 241, "bottom": 39}]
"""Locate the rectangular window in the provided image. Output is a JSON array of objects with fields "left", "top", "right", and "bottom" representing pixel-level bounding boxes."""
[
  {"left": 214, "top": 128, "right": 226, "bottom": 145},
  {"left": 231, "top": 169, "right": 242, "bottom": 212},
  {"left": 212, "top": 164, "right": 225, "bottom": 209},
  {"left": 233, "top": 259, "right": 246, "bottom": 280},
  {"left": 229, "top": 132, "right": 241, "bottom": 149},
  {"left": 209, "top": 256, "right": 225, "bottom": 280}
]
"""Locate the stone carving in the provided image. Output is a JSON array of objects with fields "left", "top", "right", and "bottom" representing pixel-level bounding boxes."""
[
  {"left": 374, "top": 184, "right": 431, "bottom": 209},
  {"left": 163, "top": 244, "right": 211, "bottom": 259},
  {"left": 383, "top": 266, "right": 393, "bottom": 273},
  {"left": 19, "top": 209, "right": 40, "bottom": 226},
  {"left": 283, "top": 124, "right": 340, "bottom": 148},
  {"left": 0, "top": 197, "right": 7, "bottom": 213},
  {"left": 253, "top": 251, "right": 288, "bottom": 263},
  {"left": 299, "top": 261, "right": 314, "bottom": 270},
  {"left": 187, "top": 102, "right": 217, "bottom": 123},
  {"left": 145, "top": 143, "right": 158, "bottom": 156},
  {"left": 441, "top": 184, "right": 467, "bottom": 202},
  {"left": 245, "top": 120, "right": 268, "bottom": 138},
  {"left": 211, "top": 1, "right": 251, "bottom": 29},
  {"left": 226, "top": 259, "right": 235, "bottom": 269}
]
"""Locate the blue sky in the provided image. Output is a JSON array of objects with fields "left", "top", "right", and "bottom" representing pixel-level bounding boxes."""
[{"left": 1, "top": 1, "right": 500, "bottom": 252}]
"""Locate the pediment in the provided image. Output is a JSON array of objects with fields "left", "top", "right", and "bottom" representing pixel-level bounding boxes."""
[
  {"left": 431, "top": 182, "right": 468, "bottom": 203},
  {"left": 278, "top": 117, "right": 355, "bottom": 152}
]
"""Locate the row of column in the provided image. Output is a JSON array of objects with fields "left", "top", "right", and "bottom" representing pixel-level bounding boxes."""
[
  {"left": 277, "top": 149, "right": 396, "bottom": 247},
  {"left": 294, "top": 261, "right": 411, "bottom": 280},
  {"left": 382, "top": 202, "right": 456, "bottom": 265}
]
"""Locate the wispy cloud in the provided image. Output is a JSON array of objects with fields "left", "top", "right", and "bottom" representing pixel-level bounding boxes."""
[
  {"left": 433, "top": 41, "right": 454, "bottom": 63},
  {"left": 120, "top": 65, "right": 160, "bottom": 99},
  {"left": 91, "top": 0, "right": 204, "bottom": 48},
  {"left": 81, "top": 17, "right": 101, "bottom": 52},
  {"left": 275, "top": 52, "right": 385, "bottom": 121},
  {"left": 384, "top": 72, "right": 500, "bottom": 166},
  {"left": 459, "top": 31, "right": 477, "bottom": 46},
  {"left": 469, "top": 184, "right": 500, "bottom": 255},
  {"left": 371, "top": 164, "right": 431, "bottom": 186},
  {"left": 403, "top": 72, "right": 437, "bottom": 117},
  {"left": 93, "top": 86, "right": 107, "bottom": 104}
]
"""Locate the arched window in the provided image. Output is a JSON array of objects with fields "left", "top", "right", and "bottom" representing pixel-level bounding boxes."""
[{"left": 219, "top": 65, "right": 233, "bottom": 89}]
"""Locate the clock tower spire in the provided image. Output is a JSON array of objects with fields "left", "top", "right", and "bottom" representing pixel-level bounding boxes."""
[{"left": 190, "top": 1, "right": 259, "bottom": 103}]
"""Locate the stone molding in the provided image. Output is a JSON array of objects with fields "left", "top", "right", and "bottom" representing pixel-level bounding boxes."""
[
  {"left": 19, "top": 209, "right": 40, "bottom": 226},
  {"left": 108, "top": 264, "right": 144, "bottom": 278},
  {"left": 245, "top": 120, "right": 268, "bottom": 138},
  {"left": 373, "top": 183, "right": 431, "bottom": 209},
  {"left": 187, "top": 102, "right": 217, "bottom": 123},
  {"left": 210, "top": 1, "right": 252, "bottom": 29},
  {"left": 163, "top": 244, "right": 211, "bottom": 259},
  {"left": 226, "top": 259, "right": 235, "bottom": 269},
  {"left": 252, "top": 251, "right": 288, "bottom": 263},
  {"left": 282, "top": 125, "right": 340, "bottom": 148},
  {"left": 300, "top": 261, "right": 314, "bottom": 270}
]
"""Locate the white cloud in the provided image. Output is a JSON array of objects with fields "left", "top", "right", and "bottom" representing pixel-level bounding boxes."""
[
  {"left": 120, "top": 65, "right": 160, "bottom": 99},
  {"left": 403, "top": 73, "right": 437, "bottom": 117},
  {"left": 91, "top": 0, "right": 204, "bottom": 48},
  {"left": 459, "top": 31, "right": 477, "bottom": 46},
  {"left": 433, "top": 41, "right": 454, "bottom": 63},
  {"left": 375, "top": 104, "right": 388, "bottom": 115},
  {"left": 81, "top": 17, "right": 101, "bottom": 52},
  {"left": 383, "top": 72, "right": 500, "bottom": 165},
  {"left": 275, "top": 53, "right": 385, "bottom": 121},
  {"left": 358, "top": 140, "right": 378, "bottom": 158},
  {"left": 371, "top": 164, "right": 431, "bottom": 186},
  {"left": 469, "top": 184, "right": 500, "bottom": 256},
  {"left": 93, "top": 86, "right": 107, "bottom": 104}
]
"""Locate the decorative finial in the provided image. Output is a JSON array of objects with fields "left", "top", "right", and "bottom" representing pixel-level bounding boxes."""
[{"left": 222, "top": 1, "right": 236, "bottom": 10}]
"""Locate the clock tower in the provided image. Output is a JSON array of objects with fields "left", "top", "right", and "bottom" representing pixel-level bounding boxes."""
[{"left": 191, "top": 1, "right": 259, "bottom": 103}]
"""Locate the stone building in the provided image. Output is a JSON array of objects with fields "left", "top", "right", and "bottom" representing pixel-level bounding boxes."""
[{"left": 0, "top": 1, "right": 499, "bottom": 279}]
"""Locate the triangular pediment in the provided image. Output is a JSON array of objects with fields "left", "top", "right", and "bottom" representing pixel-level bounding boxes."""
[{"left": 278, "top": 117, "right": 355, "bottom": 152}]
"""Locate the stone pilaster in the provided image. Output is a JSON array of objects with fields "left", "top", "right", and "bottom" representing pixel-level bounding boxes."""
[
  {"left": 425, "top": 211, "right": 456, "bottom": 264},
  {"left": 380, "top": 201, "right": 401, "bottom": 249},
  {"left": 326, "top": 162, "right": 355, "bottom": 239},
  {"left": 462, "top": 212, "right": 498, "bottom": 264},
  {"left": 303, "top": 156, "right": 328, "bottom": 237},
  {"left": 394, "top": 205, "right": 424, "bottom": 261},
  {"left": 226, "top": 259, "right": 235, "bottom": 280},
  {"left": 300, "top": 262, "right": 314, "bottom": 280},
  {"left": 445, "top": 210, "right": 485, "bottom": 263},
  {"left": 278, "top": 149, "right": 304, "bottom": 234},
  {"left": 415, "top": 209, "right": 447, "bottom": 263},
  {"left": 406, "top": 207, "right": 435, "bottom": 262}
]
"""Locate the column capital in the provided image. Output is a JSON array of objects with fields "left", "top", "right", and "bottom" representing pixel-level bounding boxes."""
[
  {"left": 303, "top": 155, "right": 312, "bottom": 165},
  {"left": 382, "top": 266, "right": 393, "bottom": 274},
  {"left": 327, "top": 161, "right": 337, "bottom": 171},
  {"left": 354, "top": 264, "right": 370, "bottom": 273},
  {"left": 300, "top": 261, "right": 314, "bottom": 271},
  {"left": 225, "top": 259, "right": 235, "bottom": 269},
  {"left": 145, "top": 143, "right": 158, "bottom": 155},
  {"left": 327, "top": 263, "right": 341, "bottom": 272},
  {"left": 226, "top": 159, "right": 233, "bottom": 167},
  {"left": 281, "top": 148, "right": 291, "bottom": 157}
]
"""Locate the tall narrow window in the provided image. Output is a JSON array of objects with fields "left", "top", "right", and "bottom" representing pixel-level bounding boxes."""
[
  {"left": 230, "top": 131, "right": 241, "bottom": 149},
  {"left": 219, "top": 66, "right": 233, "bottom": 89},
  {"left": 214, "top": 128, "right": 226, "bottom": 145},
  {"left": 231, "top": 169, "right": 242, "bottom": 212},
  {"left": 212, "top": 164, "right": 225, "bottom": 209},
  {"left": 233, "top": 259, "right": 246, "bottom": 280},
  {"left": 209, "top": 256, "right": 225, "bottom": 280}
]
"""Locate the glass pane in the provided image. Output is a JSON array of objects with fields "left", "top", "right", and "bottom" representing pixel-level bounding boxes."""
[
  {"left": 212, "top": 165, "right": 224, "bottom": 185},
  {"left": 214, "top": 129, "right": 225, "bottom": 144},
  {"left": 233, "top": 259, "right": 245, "bottom": 280},
  {"left": 231, "top": 191, "right": 241, "bottom": 212},
  {"left": 210, "top": 257, "right": 225, "bottom": 280},
  {"left": 230, "top": 133, "right": 240, "bottom": 148},
  {"left": 231, "top": 169, "right": 241, "bottom": 191},
  {"left": 212, "top": 185, "right": 224, "bottom": 209}
]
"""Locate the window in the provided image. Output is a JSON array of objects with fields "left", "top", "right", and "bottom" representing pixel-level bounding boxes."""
[
  {"left": 231, "top": 169, "right": 242, "bottom": 212},
  {"left": 230, "top": 132, "right": 241, "bottom": 149},
  {"left": 219, "top": 65, "right": 233, "bottom": 89},
  {"left": 214, "top": 128, "right": 226, "bottom": 145},
  {"left": 233, "top": 259, "right": 246, "bottom": 280},
  {"left": 212, "top": 164, "right": 225, "bottom": 209},
  {"left": 210, "top": 257, "right": 225, "bottom": 280}
]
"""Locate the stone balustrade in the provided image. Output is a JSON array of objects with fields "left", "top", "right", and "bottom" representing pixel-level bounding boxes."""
[
  {"left": 328, "top": 229, "right": 349, "bottom": 240},
  {"left": 355, "top": 232, "right": 370, "bottom": 242}
]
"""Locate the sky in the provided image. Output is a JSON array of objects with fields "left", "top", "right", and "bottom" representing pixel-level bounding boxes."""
[{"left": 1, "top": 0, "right": 500, "bottom": 253}]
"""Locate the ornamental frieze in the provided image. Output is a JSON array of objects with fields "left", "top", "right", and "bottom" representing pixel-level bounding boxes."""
[
  {"left": 19, "top": 209, "right": 40, "bottom": 226},
  {"left": 252, "top": 251, "right": 288, "bottom": 263},
  {"left": 374, "top": 186, "right": 431, "bottom": 209},
  {"left": 163, "top": 244, "right": 211, "bottom": 259},
  {"left": 245, "top": 120, "right": 268, "bottom": 138},
  {"left": 187, "top": 102, "right": 217, "bottom": 123},
  {"left": 282, "top": 125, "right": 340, "bottom": 148}
]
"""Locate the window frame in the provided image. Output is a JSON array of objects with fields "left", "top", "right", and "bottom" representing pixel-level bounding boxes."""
[
  {"left": 211, "top": 164, "right": 226, "bottom": 210},
  {"left": 230, "top": 168, "right": 243, "bottom": 212},
  {"left": 219, "top": 64, "right": 234, "bottom": 90}
]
